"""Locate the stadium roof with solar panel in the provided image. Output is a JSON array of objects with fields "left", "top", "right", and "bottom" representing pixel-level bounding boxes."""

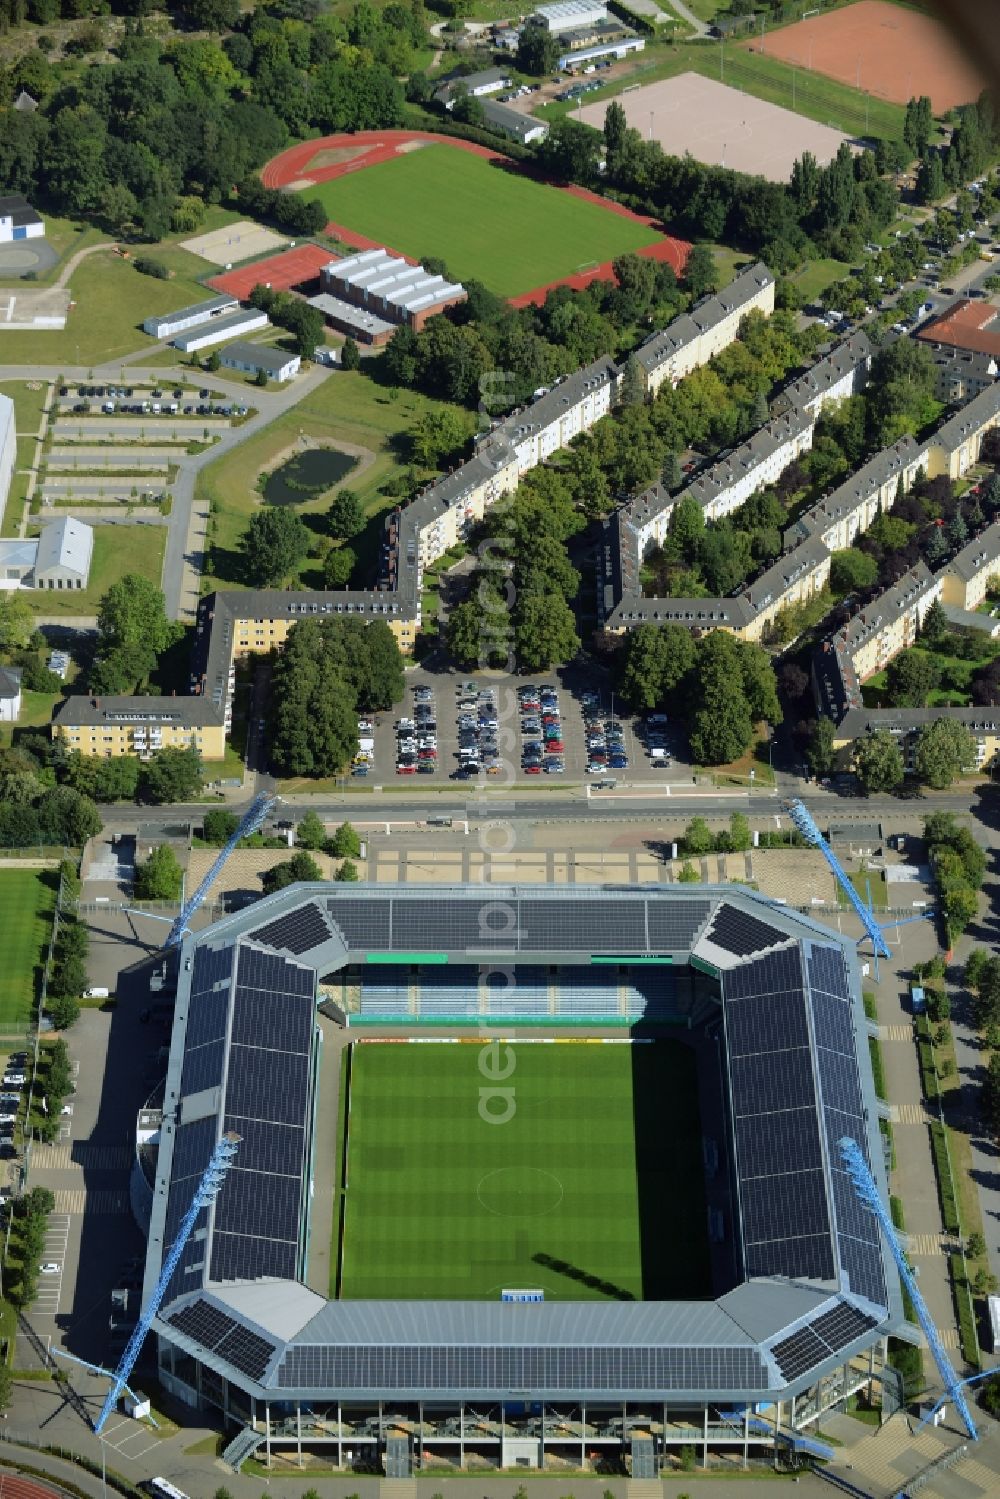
[{"left": 144, "top": 883, "right": 903, "bottom": 1466}]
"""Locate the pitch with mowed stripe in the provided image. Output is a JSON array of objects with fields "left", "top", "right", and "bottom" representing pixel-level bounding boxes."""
[
  {"left": 0, "top": 869, "right": 56, "bottom": 1030},
  {"left": 337, "top": 1040, "right": 708, "bottom": 1301},
  {"left": 303, "top": 145, "right": 662, "bottom": 300}
]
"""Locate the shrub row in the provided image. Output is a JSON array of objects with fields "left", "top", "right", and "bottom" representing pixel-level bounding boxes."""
[
  {"left": 929, "top": 1120, "right": 961, "bottom": 1236},
  {"left": 915, "top": 1015, "right": 939, "bottom": 1103},
  {"left": 868, "top": 1036, "right": 887, "bottom": 1102},
  {"left": 948, "top": 1251, "right": 980, "bottom": 1369}
]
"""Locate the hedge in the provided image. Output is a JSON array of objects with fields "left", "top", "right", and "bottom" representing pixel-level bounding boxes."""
[
  {"left": 868, "top": 1035, "right": 887, "bottom": 1101},
  {"left": 948, "top": 1252, "right": 980, "bottom": 1369},
  {"left": 916, "top": 1016, "right": 939, "bottom": 1102},
  {"left": 929, "top": 1120, "right": 961, "bottom": 1235}
]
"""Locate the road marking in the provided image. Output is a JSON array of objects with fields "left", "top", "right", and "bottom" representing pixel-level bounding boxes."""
[
  {"left": 879, "top": 1023, "right": 914, "bottom": 1041},
  {"left": 891, "top": 1102, "right": 929, "bottom": 1124},
  {"left": 31, "top": 1143, "right": 131, "bottom": 1171}
]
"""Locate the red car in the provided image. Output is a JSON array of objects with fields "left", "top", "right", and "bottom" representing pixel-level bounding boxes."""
[
  {"left": 524, "top": 764, "right": 542, "bottom": 774},
  {"left": 545, "top": 739, "right": 565, "bottom": 753},
  {"left": 396, "top": 764, "right": 416, "bottom": 774},
  {"left": 418, "top": 747, "right": 437, "bottom": 759}
]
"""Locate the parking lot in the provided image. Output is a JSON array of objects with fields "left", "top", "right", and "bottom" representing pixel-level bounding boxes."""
[{"left": 356, "top": 668, "right": 676, "bottom": 786}]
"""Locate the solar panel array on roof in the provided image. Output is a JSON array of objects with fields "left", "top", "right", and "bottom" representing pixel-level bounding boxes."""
[
  {"left": 327, "top": 897, "right": 391, "bottom": 948},
  {"left": 771, "top": 1325, "right": 828, "bottom": 1381},
  {"left": 163, "top": 1117, "right": 217, "bottom": 1300},
  {"left": 209, "top": 945, "right": 315, "bottom": 1286},
  {"left": 168, "top": 1299, "right": 276, "bottom": 1382},
  {"left": 811, "top": 1302, "right": 877, "bottom": 1353},
  {"left": 185, "top": 944, "right": 234, "bottom": 1049},
  {"left": 724, "top": 950, "right": 836, "bottom": 1284},
  {"left": 277, "top": 1343, "right": 770, "bottom": 1394},
  {"left": 708, "top": 904, "right": 785, "bottom": 958},
  {"left": 323, "top": 894, "right": 712, "bottom": 956},
  {"left": 808, "top": 944, "right": 887, "bottom": 1310},
  {"left": 248, "top": 902, "right": 332, "bottom": 956}
]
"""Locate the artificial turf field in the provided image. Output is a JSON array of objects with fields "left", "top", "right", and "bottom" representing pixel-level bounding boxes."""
[
  {"left": 336, "top": 1040, "right": 709, "bottom": 1301},
  {"left": 0, "top": 869, "right": 56, "bottom": 1031},
  {"left": 303, "top": 146, "right": 662, "bottom": 298}
]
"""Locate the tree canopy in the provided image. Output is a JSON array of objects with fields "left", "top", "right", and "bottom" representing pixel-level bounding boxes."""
[{"left": 240, "top": 507, "right": 311, "bottom": 587}]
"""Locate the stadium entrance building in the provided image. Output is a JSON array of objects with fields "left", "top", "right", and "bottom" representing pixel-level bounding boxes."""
[{"left": 143, "top": 884, "right": 904, "bottom": 1473}]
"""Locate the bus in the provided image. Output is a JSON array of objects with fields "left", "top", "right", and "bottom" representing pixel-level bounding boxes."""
[{"left": 146, "top": 1480, "right": 191, "bottom": 1499}]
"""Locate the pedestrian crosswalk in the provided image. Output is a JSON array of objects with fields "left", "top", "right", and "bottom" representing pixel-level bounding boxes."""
[
  {"left": 907, "top": 1232, "right": 951, "bottom": 1256},
  {"left": 32, "top": 1142, "right": 131, "bottom": 1171},
  {"left": 880, "top": 1023, "right": 915, "bottom": 1041},
  {"left": 892, "top": 1101, "right": 929, "bottom": 1124},
  {"left": 52, "top": 1188, "right": 129, "bottom": 1215}
]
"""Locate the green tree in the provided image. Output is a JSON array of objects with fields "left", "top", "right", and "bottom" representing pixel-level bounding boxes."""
[
  {"left": 854, "top": 729, "right": 904, "bottom": 793},
  {"left": 729, "top": 812, "right": 751, "bottom": 852},
  {"left": 830, "top": 549, "right": 878, "bottom": 593},
  {"left": 202, "top": 809, "right": 239, "bottom": 845},
  {"left": 91, "top": 574, "right": 181, "bottom": 693},
  {"left": 261, "top": 850, "right": 323, "bottom": 894},
  {"left": 0, "top": 594, "right": 37, "bottom": 650},
  {"left": 323, "top": 546, "right": 356, "bottom": 589},
  {"left": 682, "top": 817, "right": 716, "bottom": 856},
  {"left": 326, "top": 488, "right": 365, "bottom": 540},
  {"left": 513, "top": 592, "right": 579, "bottom": 672},
  {"left": 919, "top": 598, "right": 949, "bottom": 649},
  {"left": 683, "top": 243, "right": 717, "bottom": 299},
  {"left": 240, "top": 507, "right": 310, "bottom": 587},
  {"left": 516, "top": 19, "right": 558, "bottom": 75},
  {"left": 336, "top": 857, "right": 360, "bottom": 881},
  {"left": 409, "top": 407, "right": 471, "bottom": 468},
  {"left": 670, "top": 493, "right": 706, "bottom": 555},
  {"left": 965, "top": 948, "right": 991, "bottom": 992},
  {"left": 913, "top": 717, "right": 977, "bottom": 788},
  {"left": 297, "top": 811, "right": 328, "bottom": 851},
  {"left": 141, "top": 746, "right": 204, "bottom": 804},
  {"left": 885, "top": 649, "right": 941, "bottom": 708},
  {"left": 618, "top": 354, "right": 645, "bottom": 408},
  {"left": 330, "top": 821, "right": 361, "bottom": 857},
  {"left": 805, "top": 717, "right": 836, "bottom": 777},
  {"left": 340, "top": 337, "right": 361, "bottom": 371},
  {"left": 677, "top": 860, "right": 700, "bottom": 883},
  {"left": 47, "top": 993, "right": 81, "bottom": 1030},
  {"left": 738, "top": 639, "right": 781, "bottom": 724},
  {"left": 134, "top": 844, "right": 184, "bottom": 900}
]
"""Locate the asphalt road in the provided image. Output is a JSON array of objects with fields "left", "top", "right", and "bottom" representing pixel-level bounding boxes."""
[{"left": 97, "top": 785, "right": 991, "bottom": 829}]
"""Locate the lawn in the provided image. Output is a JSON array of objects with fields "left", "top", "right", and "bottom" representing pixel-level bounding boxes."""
[
  {"left": 789, "top": 256, "right": 851, "bottom": 303},
  {"left": 0, "top": 250, "right": 211, "bottom": 366},
  {"left": 0, "top": 381, "right": 50, "bottom": 438},
  {"left": 198, "top": 369, "right": 467, "bottom": 590},
  {"left": 336, "top": 1038, "right": 708, "bottom": 1301},
  {"left": 863, "top": 640, "right": 1000, "bottom": 709},
  {"left": 303, "top": 145, "right": 662, "bottom": 298},
  {"left": 22, "top": 524, "right": 166, "bottom": 616},
  {"left": 0, "top": 870, "right": 56, "bottom": 1032}
]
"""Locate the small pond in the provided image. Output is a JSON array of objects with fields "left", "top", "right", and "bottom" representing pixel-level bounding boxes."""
[{"left": 264, "top": 448, "right": 358, "bottom": 505}]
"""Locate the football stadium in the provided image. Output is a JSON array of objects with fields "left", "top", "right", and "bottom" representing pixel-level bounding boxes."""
[{"left": 142, "top": 883, "right": 903, "bottom": 1473}]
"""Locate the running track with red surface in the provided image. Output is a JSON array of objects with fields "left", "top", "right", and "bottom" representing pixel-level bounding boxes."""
[
  {"left": 207, "top": 243, "right": 332, "bottom": 299},
  {"left": 262, "top": 131, "right": 690, "bottom": 303},
  {"left": 0, "top": 1472, "right": 66, "bottom": 1499}
]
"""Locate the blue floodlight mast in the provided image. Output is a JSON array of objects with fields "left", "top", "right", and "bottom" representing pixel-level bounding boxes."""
[
  {"left": 94, "top": 1133, "right": 241, "bottom": 1434},
  {"left": 839, "top": 1136, "right": 977, "bottom": 1442},
  {"left": 786, "top": 799, "right": 890, "bottom": 960},
  {"left": 166, "top": 793, "right": 276, "bottom": 947}
]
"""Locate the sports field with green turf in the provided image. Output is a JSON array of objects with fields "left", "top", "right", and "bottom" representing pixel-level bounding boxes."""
[
  {"left": 303, "top": 146, "right": 662, "bottom": 298},
  {"left": 0, "top": 869, "right": 56, "bottom": 1031},
  {"left": 336, "top": 1039, "right": 709, "bottom": 1301}
]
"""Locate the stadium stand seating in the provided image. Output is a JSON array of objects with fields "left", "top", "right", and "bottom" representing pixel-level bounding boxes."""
[
  {"left": 359, "top": 967, "right": 410, "bottom": 1018},
  {"left": 483, "top": 966, "right": 549, "bottom": 1017},
  {"left": 550, "top": 967, "right": 620, "bottom": 1020},
  {"left": 415, "top": 966, "right": 480, "bottom": 1017},
  {"left": 623, "top": 968, "right": 679, "bottom": 1021}
]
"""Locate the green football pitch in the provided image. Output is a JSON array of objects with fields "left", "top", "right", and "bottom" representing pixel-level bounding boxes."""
[
  {"left": 303, "top": 145, "right": 662, "bottom": 298},
  {"left": 335, "top": 1040, "right": 709, "bottom": 1301},
  {"left": 0, "top": 869, "right": 56, "bottom": 1031}
]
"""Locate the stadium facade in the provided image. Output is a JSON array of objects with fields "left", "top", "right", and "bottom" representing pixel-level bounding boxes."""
[{"left": 143, "top": 883, "right": 904, "bottom": 1473}]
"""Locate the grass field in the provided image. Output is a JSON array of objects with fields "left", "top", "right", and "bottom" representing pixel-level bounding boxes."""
[
  {"left": 0, "top": 870, "right": 56, "bottom": 1032},
  {"left": 336, "top": 1039, "right": 709, "bottom": 1301},
  {"left": 22, "top": 524, "right": 166, "bottom": 616},
  {"left": 0, "top": 249, "right": 211, "bottom": 366},
  {"left": 303, "top": 146, "right": 661, "bottom": 298},
  {"left": 198, "top": 370, "right": 468, "bottom": 590}
]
